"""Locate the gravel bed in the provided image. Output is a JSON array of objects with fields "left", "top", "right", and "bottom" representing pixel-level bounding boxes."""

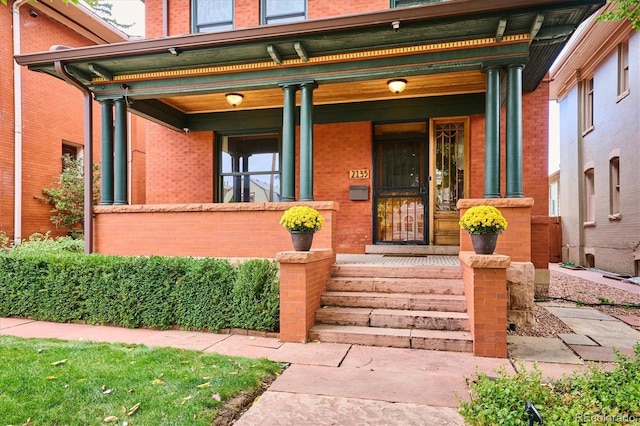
[{"left": 508, "top": 269, "right": 640, "bottom": 338}]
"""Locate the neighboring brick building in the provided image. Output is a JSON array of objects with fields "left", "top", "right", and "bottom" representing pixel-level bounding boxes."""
[
  {"left": 1, "top": 1, "right": 128, "bottom": 243},
  {"left": 550, "top": 4, "right": 640, "bottom": 276}
]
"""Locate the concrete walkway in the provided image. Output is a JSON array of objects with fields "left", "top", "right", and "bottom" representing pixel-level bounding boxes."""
[{"left": 1, "top": 263, "right": 639, "bottom": 425}]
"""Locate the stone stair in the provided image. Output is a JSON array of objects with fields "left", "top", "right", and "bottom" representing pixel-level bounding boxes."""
[{"left": 309, "top": 262, "right": 473, "bottom": 352}]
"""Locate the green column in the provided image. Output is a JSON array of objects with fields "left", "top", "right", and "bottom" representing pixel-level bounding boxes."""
[
  {"left": 484, "top": 67, "right": 501, "bottom": 198},
  {"left": 114, "top": 98, "right": 128, "bottom": 205},
  {"left": 299, "top": 81, "right": 317, "bottom": 201},
  {"left": 100, "top": 100, "right": 114, "bottom": 205},
  {"left": 280, "top": 84, "right": 297, "bottom": 202},
  {"left": 506, "top": 64, "right": 524, "bottom": 198}
]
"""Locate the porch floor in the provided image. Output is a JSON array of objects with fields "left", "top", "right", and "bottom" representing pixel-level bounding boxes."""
[{"left": 335, "top": 253, "right": 460, "bottom": 267}]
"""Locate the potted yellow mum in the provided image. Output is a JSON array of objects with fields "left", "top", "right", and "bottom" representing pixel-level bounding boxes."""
[
  {"left": 279, "top": 206, "right": 324, "bottom": 251},
  {"left": 459, "top": 205, "right": 508, "bottom": 254}
]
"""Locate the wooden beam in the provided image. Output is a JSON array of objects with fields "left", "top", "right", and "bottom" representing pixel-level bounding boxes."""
[
  {"left": 294, "top": 42, "right": 309, "bottom": 62},
  {"left": 266, "top": 45, "right": 282, "bottom": 65}
]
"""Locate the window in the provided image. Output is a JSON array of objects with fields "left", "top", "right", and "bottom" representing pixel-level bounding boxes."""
[
  {"left": 62, "top": 143, "right": 80, "bottom": 170},
  {"left": 580, "top": 78, "right": 594, "bottom": 134},
  {"left": 392, "top": 0, "right": 446, "bottom": 7},
  {"left": 261, "top": 0, "right": 306, "bottom": 25},
  {"left": 609, "top": 156, "right": 620, "bottom": 217},
  {"left": 584, "top": 167, "right": 595, "bottom": 224},
  {"left": 434, "top": 121, "right": 465, "bottom": 211},
  {"left": 617, "top": 42, "right": 629, "bottom": 98},
  {"left": 219, "top": 133, "right": 280, "bottom": 203},
  {"left": 193, "top": 0, "right": 233, "bottom": 33}
]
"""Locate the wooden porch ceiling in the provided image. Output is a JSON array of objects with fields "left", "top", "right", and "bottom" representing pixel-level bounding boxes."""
[{"left": 162, "top": 71, "right": 486, "bottom": 114}]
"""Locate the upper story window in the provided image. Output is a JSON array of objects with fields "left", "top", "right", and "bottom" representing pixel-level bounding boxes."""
[
  {"left": 261, "top": 0, "right": 306, "bottom": 25},
  {"left": 193, "top": 0, "right": 234, "bottom": 33},
  {"left": 392, "top": 0, "right": 446, "bottom": 7},
  {"left": 617, "top": 42, "right": 629, "bottom": 99},
  {"left": 580, "top": 77, "right": 594, "bottom": 135}
]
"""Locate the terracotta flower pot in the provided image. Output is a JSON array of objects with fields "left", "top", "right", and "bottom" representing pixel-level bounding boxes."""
[
  {"left": 470, "top": 233, "right": 498, "bottom": 255},
  {"left": 290, "top": 231, "right": 314, "bottom": 251}
]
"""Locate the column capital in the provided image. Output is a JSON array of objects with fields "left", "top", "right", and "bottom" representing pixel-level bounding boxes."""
[{"left": 278, "top": 79, "right": 317, "bottom": 89}]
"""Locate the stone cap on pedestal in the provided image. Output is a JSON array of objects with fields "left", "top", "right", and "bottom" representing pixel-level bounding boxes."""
[
  {"left": 276, "top": 249, "right": 334, "bottom": 264},
  {"left": 459, "top": 251, "right": 511, "bottom": 269}
]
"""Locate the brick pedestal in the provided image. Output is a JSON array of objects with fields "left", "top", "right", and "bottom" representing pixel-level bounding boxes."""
[
  {"left": 276, "top": 249, "right": 335, "bottom": 342},
  {"left": 460, "top": 251, "right": 511, "bottom": 358}
]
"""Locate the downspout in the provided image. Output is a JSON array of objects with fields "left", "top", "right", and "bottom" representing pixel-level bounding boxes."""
[
  {"left": 53, "top": 61, "right": 94, "bottom": 254},
  {"left": 12, "top": 0, "right": 29, "bottom": 245},
  {"left": 163, "top": 0, "right": 168, "bottom": 36}
]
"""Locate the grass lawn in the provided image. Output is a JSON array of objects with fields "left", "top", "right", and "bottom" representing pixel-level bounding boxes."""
[{"left": 0, "top": 335, "right": 281, "bottom": 425}]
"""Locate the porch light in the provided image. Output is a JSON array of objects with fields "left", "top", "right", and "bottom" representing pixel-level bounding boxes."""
[
  {"left": 387, "top": 79, "right": 407, "bottom": 94},
  {"left": 225, "top": 93, "right": 244, "bottom": 107}
]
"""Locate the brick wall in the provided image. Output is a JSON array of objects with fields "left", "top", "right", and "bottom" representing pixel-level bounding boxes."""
[
  {"left": 313, "top": 122, "right": 372, "bottom": 253},
  {"left": 145, "top": 124, "right": 213, "bottom": 203}
]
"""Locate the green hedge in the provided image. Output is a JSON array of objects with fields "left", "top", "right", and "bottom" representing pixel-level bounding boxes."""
[{"left": 0, "top": 243, "right": 280, "bottom": 332}]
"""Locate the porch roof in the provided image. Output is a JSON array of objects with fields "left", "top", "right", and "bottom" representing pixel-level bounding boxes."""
[{"left": 16, "top": 0, "right": 603, "bottom": 131}]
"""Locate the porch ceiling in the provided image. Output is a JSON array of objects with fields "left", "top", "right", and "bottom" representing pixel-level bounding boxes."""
[{"left": 15, "top": 0, "right": 604, "bottom": 129}]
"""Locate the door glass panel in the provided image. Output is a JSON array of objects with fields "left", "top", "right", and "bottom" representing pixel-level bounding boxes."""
[{"left": 434, "top": 121, "right": 464, "bottom": 211}]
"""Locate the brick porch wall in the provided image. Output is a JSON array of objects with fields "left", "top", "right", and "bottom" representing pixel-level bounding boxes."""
[{"left": 93, "top": 201, "right": 337, "bottom": 258}]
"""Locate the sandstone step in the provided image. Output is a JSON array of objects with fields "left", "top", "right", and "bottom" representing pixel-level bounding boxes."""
[
  {"left": 321, "top": 292, "right": 467, "bottom": 312},
  {"left": 308, "top": 324, "right": 472, "bottom": 352},
  {"left": 331, "top": 264, "right": 462, "bottom": 279},
  {"left": 315, "top": 307, "right": 372, "bottom": 326},
  {"left": 315, "top": 307, "right": 469, "bottom": 331},
  {"left": 326, "top": 276, "right": 464, "bottom": 295},
  {"left": 370, "top": 309, "right": 469, "bottom": 331}
]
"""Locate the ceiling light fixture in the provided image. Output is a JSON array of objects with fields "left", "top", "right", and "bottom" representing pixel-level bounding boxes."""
[
  {"left": 225, "top": 93, "right": 244, "bottom": 107},
  {"left": 387, "top": 79, "right": 407, "bottom": 94}
]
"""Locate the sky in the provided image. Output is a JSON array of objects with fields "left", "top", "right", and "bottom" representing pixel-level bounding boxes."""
[{"left": 107, "top": 0, "right": 145, "bottom": 38}]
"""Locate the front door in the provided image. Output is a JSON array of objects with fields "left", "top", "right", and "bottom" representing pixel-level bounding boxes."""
[{"left": 374, "top": 122, "right": 428, "bottom": 244}]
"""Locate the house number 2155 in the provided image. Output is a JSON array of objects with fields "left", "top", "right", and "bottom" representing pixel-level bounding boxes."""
[{"left": 349, "top": 169, "right": 370, "bottom": 179}]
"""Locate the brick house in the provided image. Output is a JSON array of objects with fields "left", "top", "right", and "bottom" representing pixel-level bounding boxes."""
[
  {"left": 550, "top": 3, "right": 640, "bottom": 277},
  {"left": 1, "top": 1, "right": 128, "bottom": 244},
  {"left": 15, "top": 0, "right": 603, "bottom": 355}
]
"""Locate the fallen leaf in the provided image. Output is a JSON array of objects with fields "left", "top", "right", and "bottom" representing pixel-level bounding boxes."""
[
  {"left": 103, "top": 388, "right": 113, "bottom": 394},
  {"left": 212, "top": 393, "right": 221, "bottom": 401},
  {"left": 196, "top": 381, "right": 210, "bottom": 389},
  {"left": 51, "top": 359, "right": 67, "bottom": 366},
  {"left": 151, "top": 378, "right": 165, "bottom": 385},
  {"left": 181, "top": 395, "right": 194, "bottom": 404},
  {"left": 103, "top": 416, "right": 118, "bottom": 422},
  {"left": 126, "top": 402, "right": 140, "bottom": 417},
  {"left": 46, "top": 376, "right": 57, "bottom": 380}
]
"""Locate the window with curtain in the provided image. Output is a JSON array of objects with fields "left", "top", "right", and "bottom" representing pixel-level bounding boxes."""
[
  {"left": 193, "top": 0, "right": 234, "bottom": 33},
  {"left": 585, "top": 167, "right": 595, "bottom": 223},
  {"left": 261, "top": 0, "right": 306, "bottom": 25}
]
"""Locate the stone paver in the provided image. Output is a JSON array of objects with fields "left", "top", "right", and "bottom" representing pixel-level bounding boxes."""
[
  {"left": 269, "top": 363, "right": 469, "bottom": 407},
  {"left": 508, "top": 336, "right": 583, "bottom": 364},
  {"left": 204, "top": 334, "right": 284, "bottom": 358},
  {"left": 341, "top": 345, "right": 512, "bottom": 377},
  {"left": 557, "top": 317, "right": 640, "bottom": 349},
  {"left": 569, "top": 345, "right": 636, "bottom": 362},
  {"left": 544, "top": 306, "right": 615, "bottom": 320},
  {"left": 558, "top": 333, "right": 597, "bottom": 346},
  {"left": 516, "top": 361, "right": 589, "bottom": 381},
  {"left": 614, "top": 315, "right": 640, "bottom": 328},
  {"left": 142, "top": 329, "right": 230, "bottom": 350},
  {"left": 234, "top": 391, "right": 466, "bottom": 426},
  {"left": 269, "top": 341, "right": 351, "bottom": 366},
  {"left": 0, "top": 317, "right": 36, "bottom": 330}
]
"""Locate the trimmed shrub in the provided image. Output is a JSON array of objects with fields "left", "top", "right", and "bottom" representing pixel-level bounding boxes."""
[{"left": 0, "top": 242, "right": 280, "bottom": 332}]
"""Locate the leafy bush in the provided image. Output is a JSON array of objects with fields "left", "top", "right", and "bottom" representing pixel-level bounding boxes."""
[
  {"left": 459, "top": 345, "right": 640, "bottom": 425},
  {"left": 0, "top": 241, "right": 280, "bottom": 332}
]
